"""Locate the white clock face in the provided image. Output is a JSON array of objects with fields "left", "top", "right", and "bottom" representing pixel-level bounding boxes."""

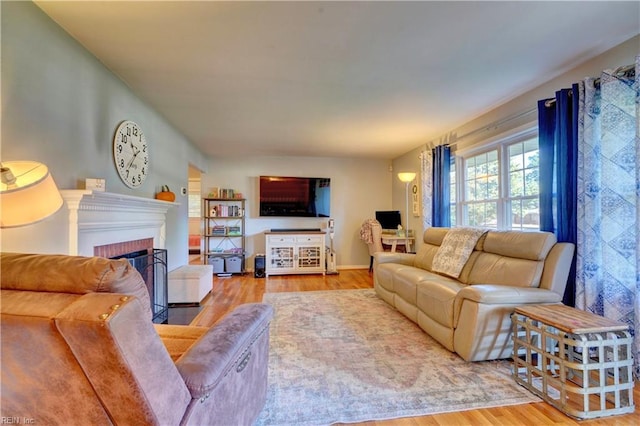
[{"left": 113, "top": 120, "right": 149, "bottom": 188}]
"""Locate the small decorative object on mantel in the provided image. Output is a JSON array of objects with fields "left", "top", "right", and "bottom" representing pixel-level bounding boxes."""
[
  {"left": 85, "top": 178, "right": 105, "bottom": 192},
  {"left": 155, "top": 185, "right": 176, "bottom": 202}
]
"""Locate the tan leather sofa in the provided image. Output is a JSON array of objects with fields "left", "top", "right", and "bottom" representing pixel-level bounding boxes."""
[
  {"left": 374, "top": 227, "right": 574, "bottom": 361},
  {"left": 0, "top": 252, "right": 273, "bottom": 425}
]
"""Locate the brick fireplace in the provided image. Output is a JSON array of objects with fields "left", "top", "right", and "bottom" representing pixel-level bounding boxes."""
[
  {"left": 57, "top": 190, "right": 176, "bottom": 324},
  {"left": 94, "top": 238, "right": 154, "bottom": 258}
]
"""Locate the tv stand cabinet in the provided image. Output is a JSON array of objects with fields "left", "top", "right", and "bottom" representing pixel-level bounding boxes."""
[{"left": 265, "top": 231, "right": 326, "bottom": 277}]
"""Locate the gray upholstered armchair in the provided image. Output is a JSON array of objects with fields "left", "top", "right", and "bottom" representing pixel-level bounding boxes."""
[{"left": 0, "top": 252, "right": 273, "bottom": 425}]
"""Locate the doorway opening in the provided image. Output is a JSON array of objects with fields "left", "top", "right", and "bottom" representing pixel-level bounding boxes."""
[{"left": 188, "top": 164, "right": 202, "bottom": 262}]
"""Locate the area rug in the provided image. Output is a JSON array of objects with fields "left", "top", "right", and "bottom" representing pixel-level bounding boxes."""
[{"left": 255, "top": 289, "right": 539, "bottom": 425}]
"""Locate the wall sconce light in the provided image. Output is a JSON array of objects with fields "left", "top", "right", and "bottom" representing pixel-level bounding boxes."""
[
  {"left": 397, "top": 172, "right": 416, "bottom": 230},
  {"left": 0, "top": 161, "right": 63, "bottom": 228}
]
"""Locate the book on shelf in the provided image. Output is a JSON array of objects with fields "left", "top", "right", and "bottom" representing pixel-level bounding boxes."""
[
  {"left": 211, "top": 225, "right": 226, "bottom": 236},
  {"left": 227, "top": 226, "right": 241, "bottom": 236}
]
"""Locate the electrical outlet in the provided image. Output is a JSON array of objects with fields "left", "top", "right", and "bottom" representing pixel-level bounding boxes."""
[{"left": 181, "top": 187, "right": 187, "bottom": 196}]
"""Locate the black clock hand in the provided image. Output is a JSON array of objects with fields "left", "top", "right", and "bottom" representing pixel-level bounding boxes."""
[
  {"left": 126, "top": 149, "right": 140, "bottom": 171},
  {"left": 128, "top": 138, "right": 136, "bottom": 159}
]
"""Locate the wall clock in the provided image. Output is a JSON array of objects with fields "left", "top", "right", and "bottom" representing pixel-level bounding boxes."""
[{"left": 113, "top": 120, "right": 149, "bottom": 188}]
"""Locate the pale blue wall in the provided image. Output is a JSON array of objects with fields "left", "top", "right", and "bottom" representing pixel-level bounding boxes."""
[
  {"left": 1, "top": 1, "right": 208, "bottom": 269},
  {"left": 6, "top": 2, "right": 634, "bottom": 268},
  {"left": 0, "top": 2, "right": 392, "bottom": 269}
]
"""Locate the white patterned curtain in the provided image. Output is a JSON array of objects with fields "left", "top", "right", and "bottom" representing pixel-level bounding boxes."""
[
  {"left": 575, "top": 56, "right": 639, "bottom": 379},
  {"left": 420, "top": 149, "right": 433, "bottom": 229}
]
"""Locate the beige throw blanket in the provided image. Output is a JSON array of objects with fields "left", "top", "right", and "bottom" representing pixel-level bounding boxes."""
[{"left": 432, "top": 227, "right": 488, "bottom": 278}]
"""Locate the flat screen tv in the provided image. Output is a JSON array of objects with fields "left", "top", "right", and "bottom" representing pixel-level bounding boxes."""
[
  {"left": 259, "top": 176, "right": 330, "bottom": 217},
  {"left": 376, "top": 210, "right": 402, "bottom": 230}
]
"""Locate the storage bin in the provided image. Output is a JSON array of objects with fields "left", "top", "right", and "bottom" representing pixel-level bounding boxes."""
[
  {"left": 208, "top": 256, "right": 225, "bottom": 273},
  {"left": 225, "top": 255, "right": 243, "bottom": 273}
]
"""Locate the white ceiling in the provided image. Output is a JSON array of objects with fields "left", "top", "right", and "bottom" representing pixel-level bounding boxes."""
[{"left": 35, "top": 1, "right": 639, "bottom": 160}]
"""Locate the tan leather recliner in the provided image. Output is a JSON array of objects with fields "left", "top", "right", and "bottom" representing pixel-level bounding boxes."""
[{"left": 0, "top": 252, "right": 273, "bottom": 425}]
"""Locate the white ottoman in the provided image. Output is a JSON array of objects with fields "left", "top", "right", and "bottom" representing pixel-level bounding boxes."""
[{"left": 168, "top": 265, "right": 213, "bottom": 305}]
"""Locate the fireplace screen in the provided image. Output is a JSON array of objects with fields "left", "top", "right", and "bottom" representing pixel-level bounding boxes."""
[{"left": 112, "top": 249, "right": 168, "bottom": 324}]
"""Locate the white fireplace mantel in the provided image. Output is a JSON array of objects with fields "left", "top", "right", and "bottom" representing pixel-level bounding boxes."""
[{"left": 59, "top": 190, "right": 178, "bottom": 256}]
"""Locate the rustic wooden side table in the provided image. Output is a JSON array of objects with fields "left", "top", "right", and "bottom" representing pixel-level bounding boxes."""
[{"left": 512, "top": 304, "right": 634, "bottom": 419}]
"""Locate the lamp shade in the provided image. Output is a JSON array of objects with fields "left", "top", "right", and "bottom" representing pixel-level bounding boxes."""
[
  {"left": 0, "top": 161, "right": 63, "bottom": 228},
  {"left": 397, "top": 172, "right": 416, "bottom": 183}
]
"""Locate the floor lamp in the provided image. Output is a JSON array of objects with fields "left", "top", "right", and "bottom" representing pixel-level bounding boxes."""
[
  {"left": 0, "top": 161, "right": 63, "bottom": 228},
  {"left": 397, "top": 172, "right": 416, "bottom": 235}
]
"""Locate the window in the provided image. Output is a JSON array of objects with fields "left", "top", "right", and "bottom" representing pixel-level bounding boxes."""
[
  {"left": 449, "top": 157, "right": 456, "bottom": 226},
  {"left": 507, "top": 138, "right": 540, "bottom": 230},
  {"left": 464, "top": 150, "right": 499, "bottom": 228},
  {"left": 188, "top": 194, "right": 201, "bottom": 218},
  {"left": 188, "top": 180, "right": 201, "bottom": 218},
  {"left": 452, "top": 127, "right": 540, "bottom": 230}
]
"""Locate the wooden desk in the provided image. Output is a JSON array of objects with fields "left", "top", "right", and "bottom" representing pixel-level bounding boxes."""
[
  {"left": 512, "top": 304, "right": 634, "bottom": 419},
  {"left": 381, "top": 234, "right": 415, "bottom": 253}
]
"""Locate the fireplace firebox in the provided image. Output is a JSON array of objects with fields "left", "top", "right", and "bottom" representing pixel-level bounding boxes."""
[{"left": 111, "top": 248, "right": 168, "bottom": 324}]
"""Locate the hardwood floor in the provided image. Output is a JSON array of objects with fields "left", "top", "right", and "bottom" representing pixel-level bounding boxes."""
[{"left": 189, "top": 266, "right": 639, "bottom": 425}]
